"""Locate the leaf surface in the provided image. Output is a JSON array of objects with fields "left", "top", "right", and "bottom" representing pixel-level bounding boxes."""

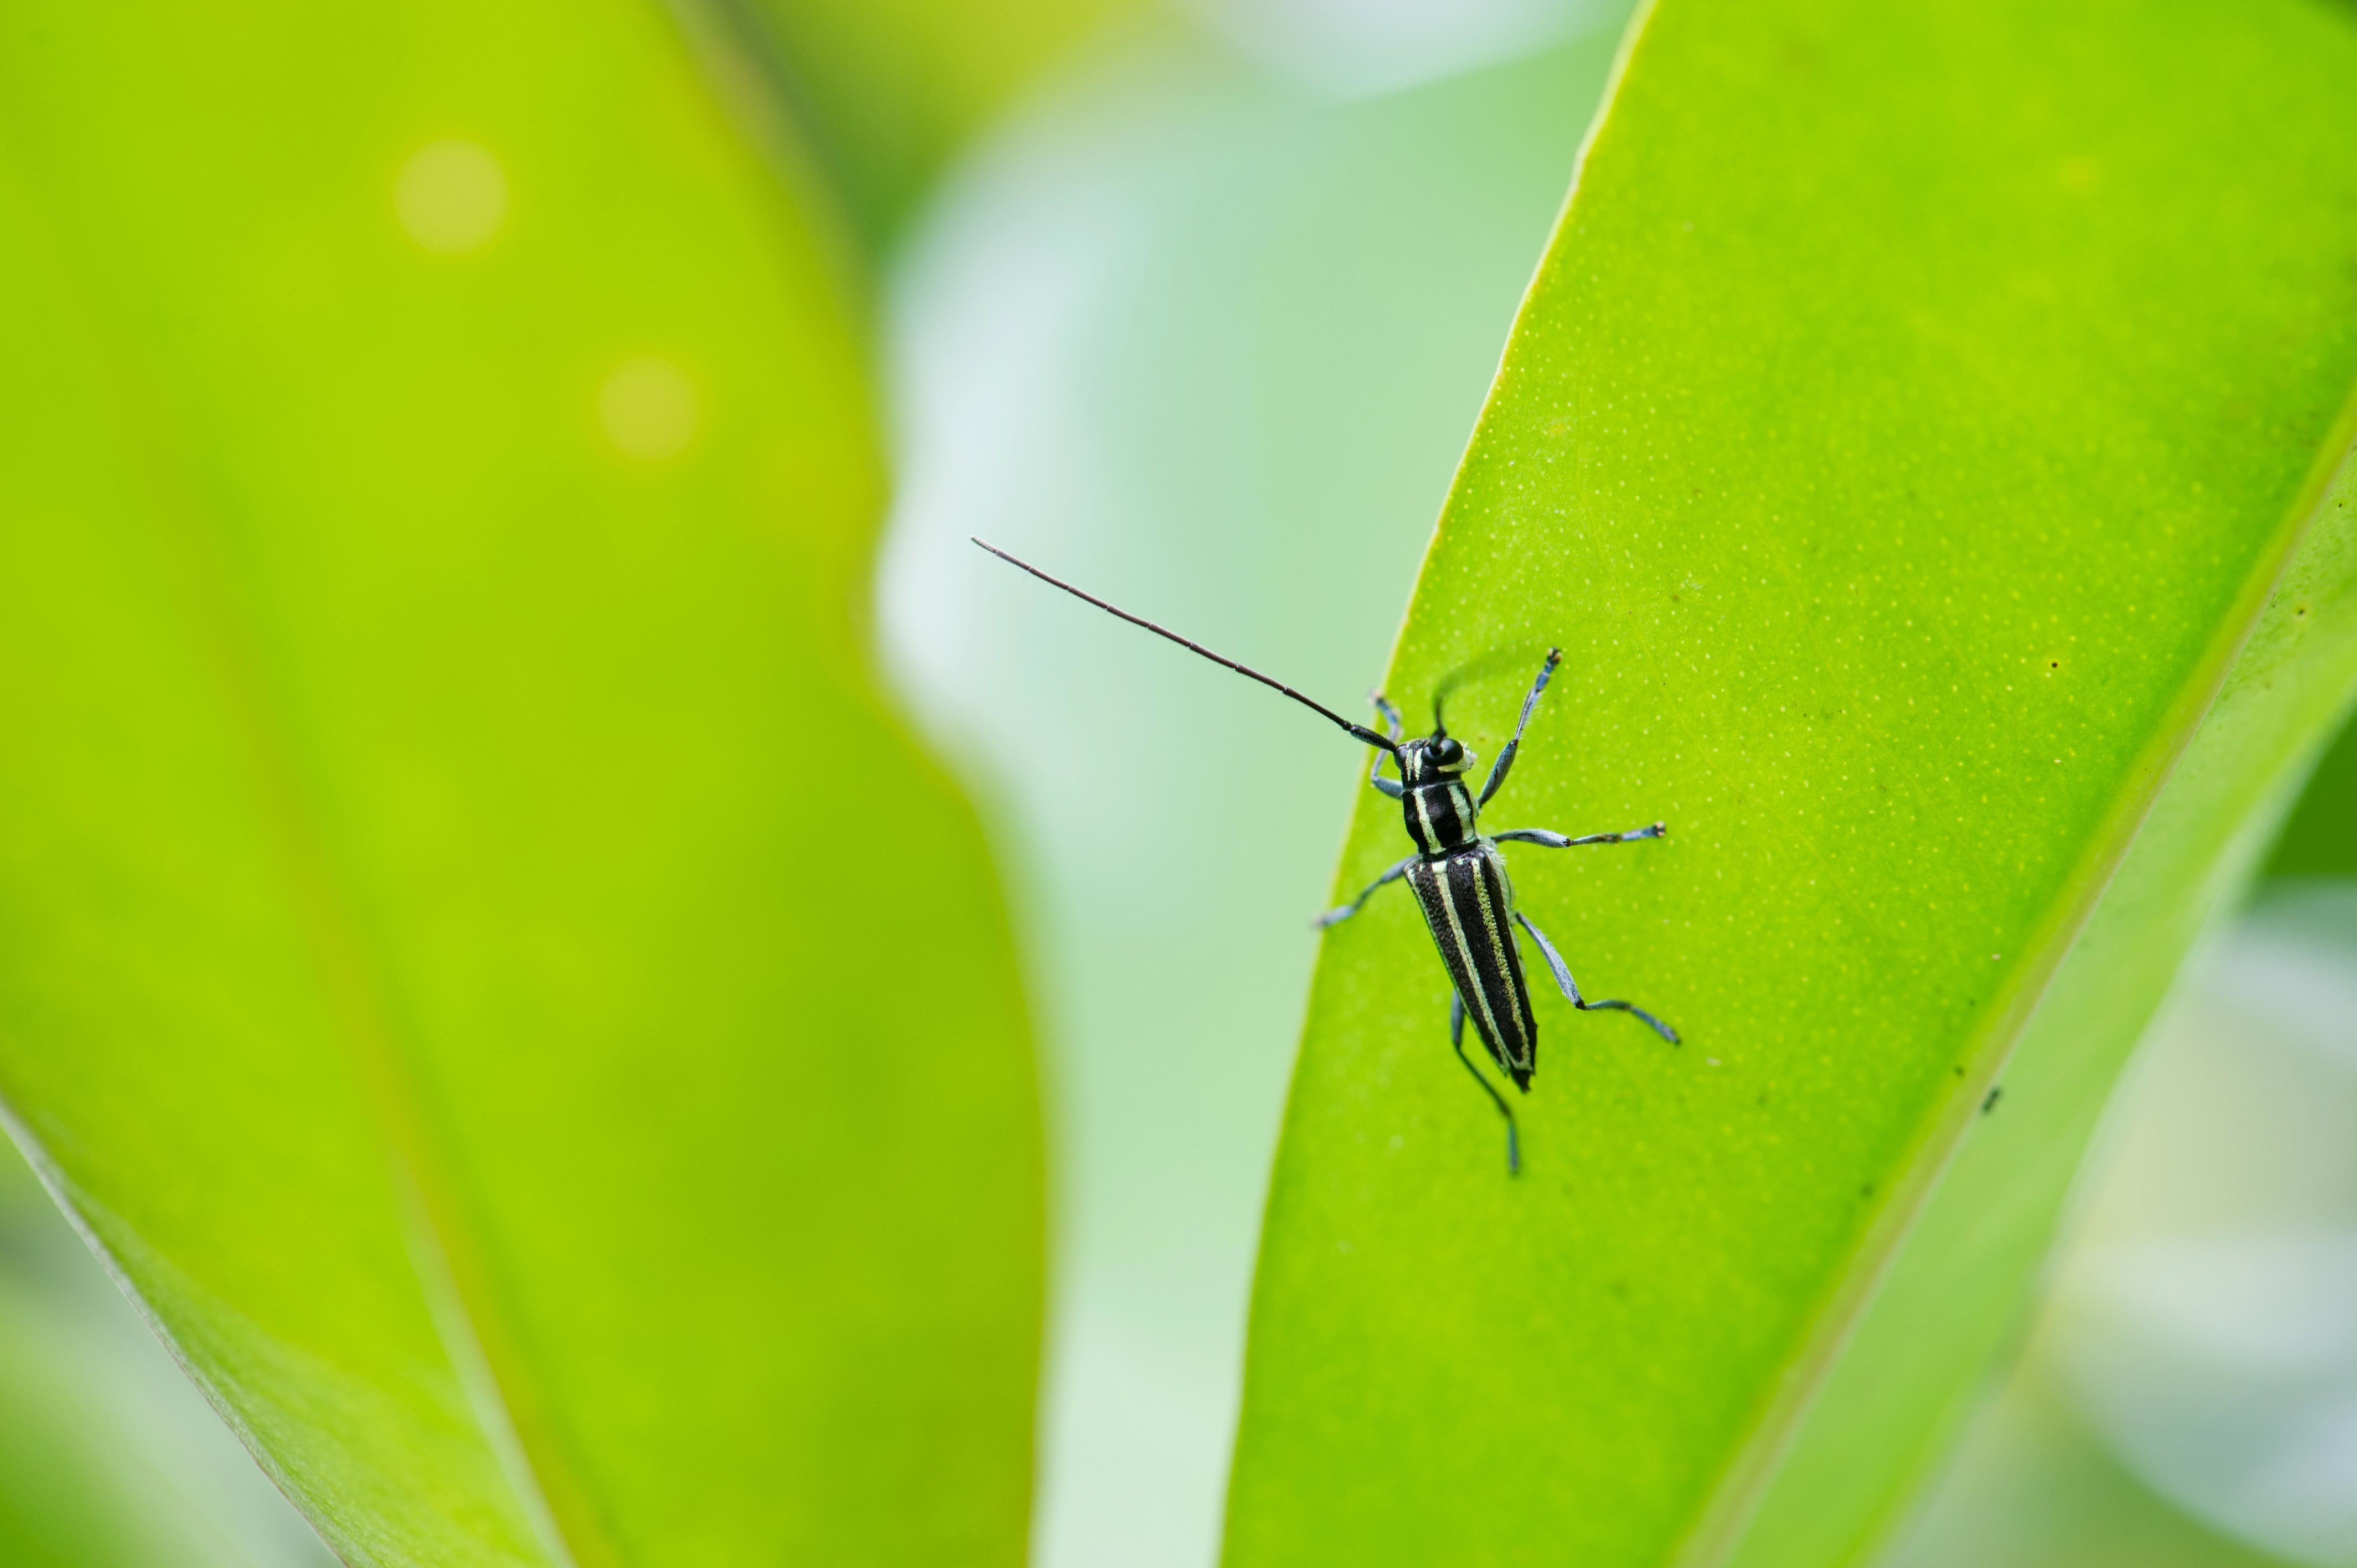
[
  {"left": 1223, "top": 2, "right": 2357, "bottom": 1564},
  {"left": 0, "top": 2, "right": 1039, "bottom": 1564}
]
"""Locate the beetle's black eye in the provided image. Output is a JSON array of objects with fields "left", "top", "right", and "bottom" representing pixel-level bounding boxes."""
[{"left": 1434, "top": 737, "right": 1463, "bottom": 766}]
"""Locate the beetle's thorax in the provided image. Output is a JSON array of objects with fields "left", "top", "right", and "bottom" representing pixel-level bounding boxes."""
[{"left": 1403, "top": 776, "right": 1478, "bottom": 855}]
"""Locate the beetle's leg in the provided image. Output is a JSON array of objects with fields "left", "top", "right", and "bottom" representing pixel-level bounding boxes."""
[
  {"left": 1367, "top": 692, "right": 1407, "bottom": 798},
  {"left": 1452, "top": 993, "right": 1520, "bottom": 1176},
  {"left": 1314, "top": 855, "right": 1417, "bottom": 927},
  {"left": 1493, "top": 823, "right": 1665, "bottom": 848},
  {"left": 1476, "top": 648, "right": 1562, "bottom": 808},
  {"left": 1514, "top": 910, "right": 1679, "bottom": 1044}
]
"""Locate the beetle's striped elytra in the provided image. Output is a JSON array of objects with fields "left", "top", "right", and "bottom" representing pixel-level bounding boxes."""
[
  {"left": 1407, "top": 843, "right": 1535, "bottom": 1087},
  {"left": 975, "top": 538, "right": 1676, "bottom": 1174}
]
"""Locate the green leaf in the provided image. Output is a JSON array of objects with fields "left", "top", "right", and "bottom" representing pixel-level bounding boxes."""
[
  {"left": 692, "top": 0, "right": 1140, "bottom": 255},
  {"left": 1223, "top": 2, "right": 2357, "bottom": 1564},
  {"left": 2264, "top": 706, "right": 2357, "bottom": 879},
  {"left": 1888, "top": 883, "right": 2357, "bottom": 1568},
  {"left": 0, "top": 2, "right": 1039, "bottom": 1565},
  {"left": 1888, "top": 1371, "right": 2298, "bottom": 1568},
  {"left": 0, "top": 1282, "right": 189, "bottom": 1568},
  {"left": 1729, "top": 466, "right": 2357, "bottom": 1566},
  {"left": 0, "top": 1145, "right": 333, "bottom": 1567}
]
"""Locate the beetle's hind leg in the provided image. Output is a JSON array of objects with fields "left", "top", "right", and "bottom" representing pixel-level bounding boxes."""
[
  {"left": 1514, "top": 911, "right": 1680, "bottom": 1045},
  {"left": 1451, "top": 993, "right": 1520, "bottom": 1176}
]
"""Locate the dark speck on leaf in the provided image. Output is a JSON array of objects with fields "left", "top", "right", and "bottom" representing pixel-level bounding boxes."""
[{"left": 1983, "top": 1086, "right": 2003, "bottom": 1113}]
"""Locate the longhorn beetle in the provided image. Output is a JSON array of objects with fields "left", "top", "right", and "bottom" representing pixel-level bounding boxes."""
[{"left": 974, "top": 539, "right": 1676, "bottom": 1174}]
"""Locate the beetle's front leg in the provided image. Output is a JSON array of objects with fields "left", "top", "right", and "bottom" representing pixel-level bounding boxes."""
[
  {"left": 1493, "top": 823, "right": 1665, "bottom": 848},
  {"left": 1475, "top": 648, "right": 1562, "bottom": 808}
]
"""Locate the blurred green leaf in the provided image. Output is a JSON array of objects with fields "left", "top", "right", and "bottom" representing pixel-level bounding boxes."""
[
  {"left": 0, "top": 1148, "right": 168, "bottom": 1568},
  {"left": 708, "top": 0, "right": 1138, "bottom": 252},
  {"left": 2265, "top": 706, "right": 2357, "bottom": 879},
  {"left": 1884, "top": 1373, "right": 2298, "bottom": 1568},
  {"left": 1223, "top": 1, "right": 2357, "bottom": 1565},
  {"left": 0, "top": 1282, "right": 178, "bottom": 1568},
  {"left": 1923, "top": 884, "right": 2357, "bottom": 1568},
  {"left": 0, "top": 1143, "right": 335, "bottom": 1567},
  {"left": 0, "top": 2, "right": 1039, "bottom": 1565}
]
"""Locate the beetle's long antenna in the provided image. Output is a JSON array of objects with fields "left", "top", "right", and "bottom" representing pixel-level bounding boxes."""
[{"left": 974, "top": 538, "right": 1399, "bottom": 754}]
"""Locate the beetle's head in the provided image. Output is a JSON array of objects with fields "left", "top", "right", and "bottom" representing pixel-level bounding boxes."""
[{"left": 1401, "top": 732, "right": 1471, "bottom": 785}]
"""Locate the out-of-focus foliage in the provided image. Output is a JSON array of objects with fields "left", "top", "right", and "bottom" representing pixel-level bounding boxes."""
[
  {"left": 0, "top": 0, "right": 1038, "bottom": 1563},
  {"left": 1890, "top": 1378, "right": 2295, "bottom": 1568},
  {"left": 727, "top": 0, "right": 1139, "bottom": 249},
  {"left": 1891, "top": 885, "right": 2357, "bottom": 1568},
  {"left": 2267, "top": 711, "right": 2357, "bottom": 879},
  {"left": 1224, "top": 2, "right": 2357, "bottom": 1566},
  {"left": 2030, "top": 891, "right": 2357, "bottom": 1565},
  {"left": 0, "top": 1143, "right": 334, "bottom": 1567}
]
